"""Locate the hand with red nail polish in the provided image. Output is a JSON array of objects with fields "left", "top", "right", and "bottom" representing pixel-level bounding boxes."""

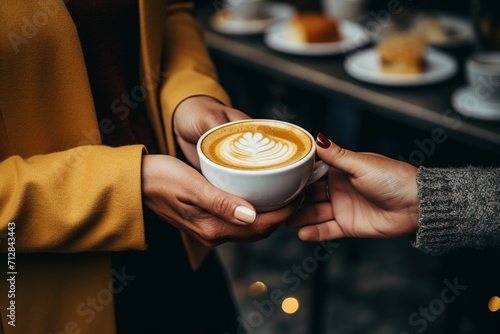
[
  {"left": 287, "top": 133, "right": 419, "bottom": 242},
  {"left": 316, "top": 132, "right": 331, "bottom": 149}
]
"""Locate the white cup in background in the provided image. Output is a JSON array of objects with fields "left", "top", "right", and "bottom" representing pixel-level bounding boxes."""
[
  {"left": 321, "top": 0, "right": 366, "bottom": 21},
  {"left": 224, "top": 0, "right": 265, "bottom": 21},
  {"left": 465, "top": 52, "right": 500, "bottom": 103}
]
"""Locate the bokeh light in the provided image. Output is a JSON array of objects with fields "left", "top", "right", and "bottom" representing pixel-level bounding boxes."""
[
  {"left": 282, "top": 297, "right": 300, "bottom": 314},
  {"left": 248, "top": 281, "right": 267, "bottom": 298},
  {"left": 488, "top": 296, "right": 500, "bottom": 312}
]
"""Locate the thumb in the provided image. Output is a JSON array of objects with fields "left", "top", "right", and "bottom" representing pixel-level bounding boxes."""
[
  {"left": 315, "top": 133, "right": 365, "bottom": 176},
  {"left": 197, "top": 180, "right": 257, "bottom": 226}
]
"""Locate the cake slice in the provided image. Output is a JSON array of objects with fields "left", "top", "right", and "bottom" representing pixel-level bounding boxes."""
[
  {"left": 377, "top": 32, "right": 426, "bottom": 74},
  {"left": 290, "top": 13, "right": 341, "bottom": 44}
]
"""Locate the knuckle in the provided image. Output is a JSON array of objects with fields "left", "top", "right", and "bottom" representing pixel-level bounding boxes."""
[
  {"left": 325, "top": 145, "right": 345, "bottom": 165},
  {"left": 211, "top": 194, "right": 234, "bottom": 217},
  {"left": 198, "top": 223, "right": 219, "bottom": 243},
  {"left": 334, "top": 147, "right": 349, "bottom": 161}
]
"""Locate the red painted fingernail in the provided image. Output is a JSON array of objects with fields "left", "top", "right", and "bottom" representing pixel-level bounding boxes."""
[{"left": 316, "top": 133, "right": 331, "bottom": 149}]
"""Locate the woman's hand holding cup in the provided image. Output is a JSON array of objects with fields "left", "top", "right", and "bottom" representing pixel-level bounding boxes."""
[{"left": 288, "top": 133, "right": 420, "bottom": 241}]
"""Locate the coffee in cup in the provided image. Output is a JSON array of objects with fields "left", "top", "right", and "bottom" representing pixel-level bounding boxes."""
[
  {"left": 197, "top": 119, "right": 329, "bottom": 212},
  {"left": 200, "top": 120, "right": 312, "bottom": 170}
]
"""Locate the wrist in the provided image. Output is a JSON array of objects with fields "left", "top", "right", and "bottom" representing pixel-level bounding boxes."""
[
  {"left": 410, "top": 166, "right": 420, "bottom": 233},
  {"left": 176, "top": 95, "right": 220, "bottom": 112},
  {"left": 141, "top": 154, "right": 159, "bottom": 209},
  {"left": 397, "top": 161, "right": 420, "bottom": 234}
]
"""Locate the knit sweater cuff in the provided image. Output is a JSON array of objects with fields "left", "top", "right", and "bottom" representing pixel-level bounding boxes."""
[{"left": 412, "top": 166, "right": 500, "bottom": 255}]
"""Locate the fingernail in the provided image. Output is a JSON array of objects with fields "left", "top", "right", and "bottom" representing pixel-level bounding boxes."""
[
  {"left": 316, "top": 133, "right": 331, "bottom": 149},
  {"left": 234, "top": 206, "right": 256, "bottom": 224}
]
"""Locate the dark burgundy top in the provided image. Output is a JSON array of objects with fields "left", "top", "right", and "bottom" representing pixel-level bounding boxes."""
[
  {"left": 65, "top": 0, "right": 159, "bottom": 153},
  {"left": 62, "top": 5, "right": 240, "bottom": 333}
]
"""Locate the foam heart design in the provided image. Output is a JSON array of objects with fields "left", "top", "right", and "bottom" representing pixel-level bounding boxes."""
[{"left": 219, "top": 132, "right": 297, "bottom": 168}]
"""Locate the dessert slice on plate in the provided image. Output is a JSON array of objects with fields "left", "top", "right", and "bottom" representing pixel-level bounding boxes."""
[
  {"left": 343, "top": 31, "right": 457, "bottom": 86},
  {"left": 377, "top": 32, "right": 427, "bottom": 75},
  {"left": 289, "top": 13, "right": 341, "bottom": 43},
  {"left": 264, "top": 12, "right": 369, "bottom": 55}
]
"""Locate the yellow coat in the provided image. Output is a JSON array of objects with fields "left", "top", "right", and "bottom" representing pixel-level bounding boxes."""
[{"left": 0, "top": 1, "right": 230, "bottom": 332}]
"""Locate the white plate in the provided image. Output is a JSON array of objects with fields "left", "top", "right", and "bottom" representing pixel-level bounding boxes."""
[
  {"left": 451, "top": 85, "right": 500, "bottom": 121},
  {"left": 413, "top": 11, "right": 475, "bottom": 48},
  {"left": 264, "top": 19, "right": 370, "bottom": 56},
  {"left": 375, "top": 11, "right": 475, "bottom": 49},
  {"left": 210, "top": 2, "right": 296, "bottom": 35},
  {"left": 343, "top": 47, "right": 458, "bottom": 86}
]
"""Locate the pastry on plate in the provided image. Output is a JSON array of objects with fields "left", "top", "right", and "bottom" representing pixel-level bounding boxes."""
[
  {"left": 377, "top": 32, "right": 427, "bottom": 74},
  {"left": 290, "top": 13, "right": 341, "bottom": 43},
  {"left": 414, "top": 16, "right": 461, "bottom": 44}
]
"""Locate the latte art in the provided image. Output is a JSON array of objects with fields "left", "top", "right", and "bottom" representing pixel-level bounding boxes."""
[
  {"left": 200, "top": 120, "right": 313, "bottom": 170},
  {"left": 219, "top": 132, "right": 298, "bottom": 167}
]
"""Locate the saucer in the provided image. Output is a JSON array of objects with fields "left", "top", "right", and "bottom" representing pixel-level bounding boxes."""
[
  {"left": 451, "top": 85, "right": 500, "bottom": 121},
  {"left": 210, "top": 2, "right": 296, "bottom": 35},
  {"left": 412, "top": 11, "right": 475, "bottom": 48},
  {"left": 373, "top": 10, "right": 475, "bottom": 49},
  {"left": 344, "top": 47, "right": 457, "bottom": 86},
  {"left": 264, "top": 19, "right": 369, "bottom": 56}
]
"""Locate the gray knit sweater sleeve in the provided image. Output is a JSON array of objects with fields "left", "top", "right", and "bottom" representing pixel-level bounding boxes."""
[{"left": 412, "top": 166, "right": 500, "bottom": 255}]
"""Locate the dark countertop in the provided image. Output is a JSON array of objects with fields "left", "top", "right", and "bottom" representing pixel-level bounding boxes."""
[{"left": 196, "top": 4, "right": 500, "bottom": 153}]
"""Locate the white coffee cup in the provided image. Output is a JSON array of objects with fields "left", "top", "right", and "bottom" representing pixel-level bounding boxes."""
[
  {"left": 197, "top": 119, "right": 329, "bottom": 212},
  {"left": 465, "top": 52, "right": 500, "bottom": 103},
  {"left": 223, "top": 0, "right": 265, "bottom": 21},
  {"left": 322, "top": 0, "right": 366, "bottom": 21}
]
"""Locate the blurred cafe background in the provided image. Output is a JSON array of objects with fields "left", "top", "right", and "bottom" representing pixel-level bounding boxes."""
[{"left": 192, "top": 0, "right": 500, "bottom": 333}]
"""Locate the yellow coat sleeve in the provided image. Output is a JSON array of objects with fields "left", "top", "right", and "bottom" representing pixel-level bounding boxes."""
[
  {"left": 0, "top": 145, "right": 147, "bottom": 253},
  {"left": 158, "top": 2, "right": 233, "bottom": 269},
  {"left": 160, "top": 1, "right": 232, "bottom": 155}
]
